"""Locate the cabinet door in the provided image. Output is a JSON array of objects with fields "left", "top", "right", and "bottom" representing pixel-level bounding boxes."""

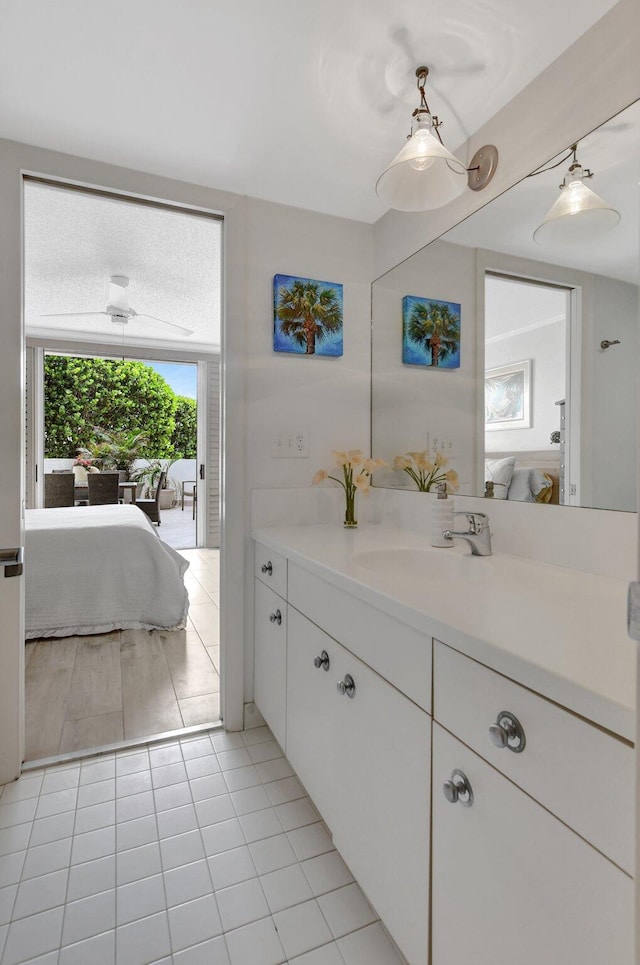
[
  {"left": 254, "top": 580, "right": 287, "bottom": 749},
  {"left": 285, "top": 607, "right": 339, "bottom": 827},
  {"left": 432, "top": 723, "right": 633, "bottom": 965},
  {"left": 330, "top": 644, "right": 431, "bottom": 965}
]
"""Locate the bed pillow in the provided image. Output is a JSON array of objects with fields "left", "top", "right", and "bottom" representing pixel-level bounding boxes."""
[
  {"left": 507, "top": 467, "right": 553, "bottom": 503},
  {"left": 484, "top": 457, "right": 516, "bottom": 499}
]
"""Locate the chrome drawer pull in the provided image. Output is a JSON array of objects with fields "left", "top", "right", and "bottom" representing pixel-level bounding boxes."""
[
  {"left": 443, "top": 769, "right": 474, "bottom": 807},
  {"left": 269, "top": 609, "right": 282, "bottom": 625},
  {"left": 261, "top": 561, "right": 273, "bottom": 576},
  {"left": 337, "top": 674, "right": 356, "bottom": 698},
  {"left": 489, "top": 711, "right": 526, "bottom": 753},
  {"left": 313, "top": 650, "right": 330, "bottom": 671}
]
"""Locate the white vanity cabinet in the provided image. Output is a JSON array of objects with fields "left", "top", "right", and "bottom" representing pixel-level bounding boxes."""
[
  {"left": 434, "top": 641, "right": 634, "bottom": 873},
  {"left": 432, "top": 722, "right": 633, "bottom": 965},
  {"left": 253, "top": 545, "right": 288, "bottom": 749},
  {"left": 285, "top": 605, "right": 431, "bottom": 965},
  {"left": 251, "top": 532, "right": 634, "bottom": 965}
]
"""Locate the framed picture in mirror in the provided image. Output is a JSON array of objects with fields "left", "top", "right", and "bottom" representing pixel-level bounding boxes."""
[
  {"left": 485, "top": 360, "right": 532, "bottom": 431},
  {"left": 402, "top": 295, "right": 461, "bottom": 368}
]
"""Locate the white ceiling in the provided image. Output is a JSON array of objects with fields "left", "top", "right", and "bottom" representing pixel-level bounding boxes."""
[
  {"left": 0, "top": 0, "right": 620, "bottom": 223},
  {"left": 24, "top": 182, "right": 222, "bottom": 350},
  {"left": 444, "top": 99, "right": 640, "bottom": 285}
]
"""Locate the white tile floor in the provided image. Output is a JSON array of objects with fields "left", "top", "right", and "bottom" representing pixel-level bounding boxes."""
[{"left": 0, "top": 727, "right": 405, "bottom": 965}]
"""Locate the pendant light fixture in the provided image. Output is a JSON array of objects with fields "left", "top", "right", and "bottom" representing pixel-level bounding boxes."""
[
  {"left": 376, "top": 66, "right": 498, "bottom": 212},
  {"left": 533, "top": 143, "right": 620, "bottom": 244}
]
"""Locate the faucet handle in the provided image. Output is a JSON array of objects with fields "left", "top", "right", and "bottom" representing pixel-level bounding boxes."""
[{"left": 452, "top": 511, "right": 489, "bottom": 534}]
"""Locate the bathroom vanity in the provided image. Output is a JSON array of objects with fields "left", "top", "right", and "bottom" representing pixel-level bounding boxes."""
[{"left": 252, "top": 525, "right": 635, "bottom": 965}]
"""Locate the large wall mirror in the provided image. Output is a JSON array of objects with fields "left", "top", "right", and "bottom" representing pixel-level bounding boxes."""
[{"left": 371, "top": 99, "right": 639, "bottom": 512}]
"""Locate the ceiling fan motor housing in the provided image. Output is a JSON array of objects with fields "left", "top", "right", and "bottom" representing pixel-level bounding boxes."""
[{"left": 109, "top": 312, "right": 129, "bottom": 325}]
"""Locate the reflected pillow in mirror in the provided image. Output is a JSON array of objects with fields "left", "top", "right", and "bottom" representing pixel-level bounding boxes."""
[
  {"left": 507, "top": 467, "right": 553, "bottom": 503},
  {"left": 484, "top": 457, "right": 516, "bottom": 499}
]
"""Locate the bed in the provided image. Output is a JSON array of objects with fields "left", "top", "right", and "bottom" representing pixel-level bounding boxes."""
[
  {"left": 25, "top": 505, "right": 190, "bottom": 639},
  {"left": 485, "top": 450, "right": 561, "bottom": 504}
]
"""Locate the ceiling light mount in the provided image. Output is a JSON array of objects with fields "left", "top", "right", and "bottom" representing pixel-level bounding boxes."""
[
  {"left": 468, "top": 145, "right": 499, "bottom": 192},
  {"left": 376, "top": 63, "right": 498, "bottom": 212}
]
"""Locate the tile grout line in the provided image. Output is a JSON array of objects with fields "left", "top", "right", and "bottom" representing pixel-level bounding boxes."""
[{"left": 147, "top": 746, "right": 177, "bottom": 962}]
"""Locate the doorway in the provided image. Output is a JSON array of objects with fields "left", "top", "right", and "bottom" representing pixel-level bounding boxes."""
[
  {"left": 484, "top": 272, "right": 578, "bottom": 505},
  {"left": 22, "top": 180, "right": 223, "bottom": 763}
]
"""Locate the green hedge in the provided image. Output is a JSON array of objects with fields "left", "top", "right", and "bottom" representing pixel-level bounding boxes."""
[{"left": 44, "top": 355, "right": 197, "bottom": 459}]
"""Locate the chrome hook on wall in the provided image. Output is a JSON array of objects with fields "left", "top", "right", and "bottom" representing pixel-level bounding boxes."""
[{"left": 600, "top": 339, "right": 621, "bottom": 350}]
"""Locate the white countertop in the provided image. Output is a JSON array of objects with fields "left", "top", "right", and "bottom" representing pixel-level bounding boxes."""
[{"left": 252, "top": 523, "right": 637, "bottom": 742}]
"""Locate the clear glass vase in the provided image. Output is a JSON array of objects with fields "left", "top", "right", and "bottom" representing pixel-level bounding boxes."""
[{"left": 344, "top": 486, "right": 357, "bottom": 528}]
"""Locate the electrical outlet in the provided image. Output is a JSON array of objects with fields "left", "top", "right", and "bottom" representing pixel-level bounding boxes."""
[
  {"left": 271, "top": 429, "right": 309, "bottom": 458},
  {"left": 293, "top": 431, "right": 308, "bottom": 457}
]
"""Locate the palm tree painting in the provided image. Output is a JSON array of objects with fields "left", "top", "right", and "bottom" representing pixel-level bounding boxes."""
[
  {"left": 402, "top": 295, "right": 461, "bottom": 368},
  {"left": 274, "top": 274, "right": 343, "bottom": 357}
]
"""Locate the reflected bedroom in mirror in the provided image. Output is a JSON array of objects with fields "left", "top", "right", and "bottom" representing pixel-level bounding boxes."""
[{"left": 371, "top": 99, "right": 639, "bottom": 512}]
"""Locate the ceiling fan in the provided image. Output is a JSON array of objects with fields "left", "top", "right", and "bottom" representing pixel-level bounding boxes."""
[{"left": 40, "top": 275, "right": 194, "bottom": 336}]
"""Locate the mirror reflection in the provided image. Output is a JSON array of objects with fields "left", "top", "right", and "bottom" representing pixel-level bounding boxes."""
[{"left": 371, "top": 99, "right": 639, "bottom": 511}]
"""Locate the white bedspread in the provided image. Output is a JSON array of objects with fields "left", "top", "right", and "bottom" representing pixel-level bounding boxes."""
[{"left": 25, "top": 505, "right": 190, "bottom": 639}]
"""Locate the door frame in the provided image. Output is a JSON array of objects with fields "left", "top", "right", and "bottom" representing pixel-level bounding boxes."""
[
  {"left": 30, "top": 345, "right": 214, "bottom": 547},
  {"left": 0, "top": 147, "right": 248, "bottom": 783}
]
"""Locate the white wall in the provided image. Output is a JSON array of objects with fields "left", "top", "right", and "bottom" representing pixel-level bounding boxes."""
[
  {"left": 244, "top": 198, "right": 372, "bottom": 490},
  {"left": 589, "top": 276, "right": 639, "bottom": 511}
]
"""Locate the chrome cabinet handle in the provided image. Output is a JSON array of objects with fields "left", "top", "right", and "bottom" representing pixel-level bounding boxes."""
[
  {"left": 337, "top": 674, "right": 356, "bottom": 698},
  {"left": 313, "top": 650, "right": 330, "bottom": 671},
  {"left": 261, "top": 561, "right": 273, "bottom": 576},
  {"left": 489, "top": 711, "right": 526, "bottom": 753},
  {"left": 443, "top": 769, "right": 474, "bottom": 807},
  {"left": 269, "top": 609, "right": 282, "bottom": 625}
]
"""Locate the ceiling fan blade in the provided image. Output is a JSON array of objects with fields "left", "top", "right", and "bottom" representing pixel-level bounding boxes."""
[
  {"left": 40, "top": 311, "right": 109, "bottom": 318},
  {"left": 134, "top": 313, "right": 194, "bottom": 336}
]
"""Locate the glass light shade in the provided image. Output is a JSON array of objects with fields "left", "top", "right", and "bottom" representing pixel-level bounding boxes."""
[
  {"left": 533, "top": 168, "right": 620, "bottom": 244},
  {"left": 376, "top": 114, "right": 468, "bottom": 212}
]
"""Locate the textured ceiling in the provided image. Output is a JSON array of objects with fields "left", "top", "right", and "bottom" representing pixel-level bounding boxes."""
[
  {"left": 0, "top": 0, "right": 620, "bottom": 223},
  {"left": 24, "top": 182, "right": 221, "bottom": 350}
]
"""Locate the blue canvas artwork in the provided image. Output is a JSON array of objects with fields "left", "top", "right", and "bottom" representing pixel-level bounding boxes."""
[
  {"left": 402, "top": 295, "right": 461, "bottom": 368},
  {"left": 274, "top": 274, "right": 343, "bottom": 357}
]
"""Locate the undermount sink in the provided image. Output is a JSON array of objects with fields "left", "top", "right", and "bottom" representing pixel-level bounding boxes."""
[{"left": 350, "top": 546, "right": 495, "bottom": 583}]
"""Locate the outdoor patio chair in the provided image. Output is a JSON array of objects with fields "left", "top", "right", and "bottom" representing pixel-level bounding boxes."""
[
  {"left": 87, "top": 472, "right": 120, "bottom": 505},
  {"left": 135, "top": 471, "right": 165, "bottom": 525},
  {"left": 44, "top": 472, "right": 75, "bottom": 508}
]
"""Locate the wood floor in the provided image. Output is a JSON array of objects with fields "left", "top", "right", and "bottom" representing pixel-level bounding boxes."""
[{"left": 24, "top": 548, "right": 220, "bottom": 762}]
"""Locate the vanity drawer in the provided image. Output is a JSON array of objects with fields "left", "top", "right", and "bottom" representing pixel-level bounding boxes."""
[
  {"left": 288, "top": 563, "right": 431, "bottom": 713},
  {"left": 434, "top": 641, "right": 633, "bottom": 873},
  {"left": 254, "top": 543, "right": 287, "bottom": 598}
]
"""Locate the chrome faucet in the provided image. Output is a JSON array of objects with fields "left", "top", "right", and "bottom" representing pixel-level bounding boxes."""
[{"left": 442, "top": 512, "right": 492, "bottom": 556}]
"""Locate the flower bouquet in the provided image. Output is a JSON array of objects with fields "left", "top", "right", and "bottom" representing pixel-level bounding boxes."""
[
  {"left": 313, "top": 450, "right": 386, "bottom": 528},
  {"left": 393, "top": 450, "right": 459, "bottom": 493}
]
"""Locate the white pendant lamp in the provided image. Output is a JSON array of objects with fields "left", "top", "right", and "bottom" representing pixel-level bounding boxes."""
[
  {"left": 376, "top": 66, "right": 498, "bottom": 212},
  {"left": 533, "top": 144, "right": 620, "bottom": 244}
]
